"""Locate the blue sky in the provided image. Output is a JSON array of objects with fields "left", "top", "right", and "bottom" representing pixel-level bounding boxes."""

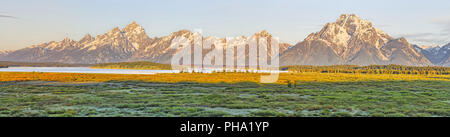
[{"left": 1, "top": 0, "right": 450, "bottom": 50}]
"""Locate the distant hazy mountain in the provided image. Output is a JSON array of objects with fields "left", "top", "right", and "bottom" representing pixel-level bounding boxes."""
[
  {"left": 280, "top": 14, "right": 432, "bottom": 66},
  {"left": 414, "top": 43, "right": 450, "bottom": 66},
  {"left": 0, "top": 22, "right": 290, "bottom": 64}
]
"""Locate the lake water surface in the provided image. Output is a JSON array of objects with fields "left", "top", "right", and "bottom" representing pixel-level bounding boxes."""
[
  {"left": 0, "top": 67, "right": 178, "bottom": 74},
  {"left": 0, "top": 67, "right": 288, "bottom": 74}
]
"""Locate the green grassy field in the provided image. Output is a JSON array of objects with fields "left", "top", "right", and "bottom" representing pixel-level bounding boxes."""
[{"left": 1, "top": 80, "right": 448, "bottom": 117}]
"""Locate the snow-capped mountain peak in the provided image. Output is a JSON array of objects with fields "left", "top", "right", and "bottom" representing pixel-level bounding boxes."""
[
  {"left": 61, "top": 37, "right": 75, "bottom": 45},
  {"left": 0, "top": 19, "right": 445, "bottom": 66},
  {"left": 121, "top": 21, "right": 151, "bottom": 50},
  {"left": 79, "top": 34, "right": 94, "bottom": 44},
  {"left": 106, "top": 27, "right": 122, "bottom": 36},
  {"left": 414, "top": 43, "right": 450, "bottom": 66},
  {"left": 281, "top": 14, "right": 432, "bottom": 66},
  {"left": 123, "top": 21, "right": 145, "bottom": 35},
  {"left": 426, "top": 46, "right": 441, "bottom": 53},
  {"left": 305, "top": 14, "right": 393, "bottom": 56},
  {"left": 336, "top": 14, "right": 371, "bottom": 34}
]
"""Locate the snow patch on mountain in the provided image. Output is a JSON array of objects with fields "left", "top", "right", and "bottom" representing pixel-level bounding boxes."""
[
  {"left": 281, "top": 14, "right": 432, "bottom": 66},
  {"left": 305, "top": 14, "right": 393, "bottom": 58}
]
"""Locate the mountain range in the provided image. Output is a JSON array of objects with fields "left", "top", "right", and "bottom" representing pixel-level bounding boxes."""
[
  {"left": 0, "top": 21, "right": 290, "bottom": 65},
  {"left": 280, "top": 14, "right": 436, "bottom": 66},
  {"left": 0, "top": 14, "right": 449, "bottom": 67},
  {"left": 414, "top": 43, "right": 450, "bottom": 66}
]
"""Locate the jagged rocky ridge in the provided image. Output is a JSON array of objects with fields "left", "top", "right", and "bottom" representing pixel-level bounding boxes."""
[
  {"left": 0, "top": 15, "right": 449, "bottom": 66},
  {"left": 280, "top": 14, "right": 433, "bottom": 66},
  {"left": 0, "top": 22, "right": 290, "bottom": 64},
  {"left": 414, "top": 44, "right": 450, "bottom": 66}
]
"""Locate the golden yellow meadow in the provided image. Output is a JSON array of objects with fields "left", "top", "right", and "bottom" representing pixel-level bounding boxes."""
[{"left": 0, "top": 72, "right": 448, "bottom": 84}]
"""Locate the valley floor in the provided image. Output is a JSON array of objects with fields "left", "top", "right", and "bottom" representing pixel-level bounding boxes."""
[{"left": 0, "top": 72, "right": 448, "bottom": 117}]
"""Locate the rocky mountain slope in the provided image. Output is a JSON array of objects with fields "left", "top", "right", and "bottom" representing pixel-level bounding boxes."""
[
  {"left": 280, "top": 14, "right": 432, "bottom": 66},
  {"left": 0, "top": 22, "right": 290, "bottom": 65},
  {"left": 1, "top": 15, "right": 448, "bottom": 67},
  {"left": 414, "top": 43, "right": 450, "bottom": 66},
  {"left": 1, "top": 22, "right": 149, "bottom": 64}
]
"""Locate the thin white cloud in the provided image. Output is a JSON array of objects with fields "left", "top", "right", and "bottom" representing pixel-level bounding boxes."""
[
  {"left": 396, "top": 32, "right": 449, "bottom": 46},
  {"left": 397, "top": 17, "right": 450, "bottom": 46},
  {"left": 0, "top": 14, "right": 18, "bottom": 19}
]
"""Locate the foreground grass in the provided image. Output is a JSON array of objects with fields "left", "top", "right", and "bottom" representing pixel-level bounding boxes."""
[{"left": 0, "top": 72, "right": 448, "bottom": 117}]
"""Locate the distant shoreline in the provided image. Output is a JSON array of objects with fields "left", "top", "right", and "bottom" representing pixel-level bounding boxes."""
[
  {"left": 89, "top": 61, "right": 172, "bottom": 70},
  {"left": 0, "top": 61, "right": 90, "bottom": 67}
]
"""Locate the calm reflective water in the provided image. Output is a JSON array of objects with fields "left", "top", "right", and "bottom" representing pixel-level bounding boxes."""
[
  {"left": 0, "top": 67, "right": 179, "bottom": 74},
  {"left": 0, "top": 67, "right": 287, "bottom": 74}
]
